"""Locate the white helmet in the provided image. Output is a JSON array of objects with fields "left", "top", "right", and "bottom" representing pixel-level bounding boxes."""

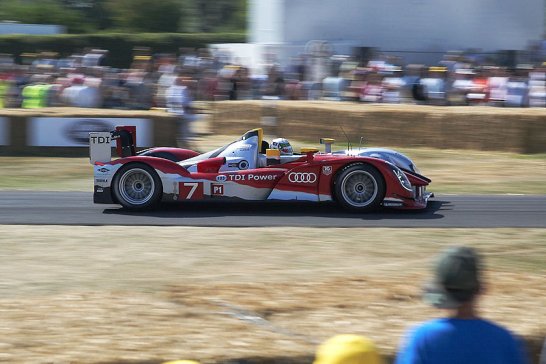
[{"left": 271, "top": 138, "right": 293, "bottom": 155}]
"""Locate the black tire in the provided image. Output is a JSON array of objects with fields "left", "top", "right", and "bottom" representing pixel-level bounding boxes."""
[
  {"left": 112, "top": 163, "right": 162, "bottom": 210},
  {"left": 334, "top": 164, "right": 385, "bottom": 211}
]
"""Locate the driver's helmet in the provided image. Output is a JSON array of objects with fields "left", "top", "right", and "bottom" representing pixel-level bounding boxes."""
[{"left": 271, "top": 138, "right": 293, "bottom": 155}]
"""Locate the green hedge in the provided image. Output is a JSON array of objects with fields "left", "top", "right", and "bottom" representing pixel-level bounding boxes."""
[{"left": 0, "top": 32, "right": 246, "bottom": 68}]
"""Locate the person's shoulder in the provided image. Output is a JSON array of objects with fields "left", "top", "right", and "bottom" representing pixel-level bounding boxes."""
[
  {"left": 407, "top": 318, "right": 449, "bottom": 336},
  {"left": 478, "top": 319, "right": 529, "bottom": 363},
  {"left": 420, "top": 317, "right": 450, "bottom": 327},
  {"left": 476, "top": 318, "right": 519, "bottom": 338}
]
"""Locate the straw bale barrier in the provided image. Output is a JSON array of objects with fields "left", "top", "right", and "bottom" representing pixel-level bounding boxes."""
[
  {"left": 0, "top": 107, "right": 177, "bottom": 156},
  {"left": 1, "top": 104, "right": 545, "bottom": 155},
  {"left": 211, "top": 101, "right": 546, "bottom": 153}
]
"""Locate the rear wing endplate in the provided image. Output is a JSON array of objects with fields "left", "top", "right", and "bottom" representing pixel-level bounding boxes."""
[{"left": 89, "top": 126, "right": 136, "bottom": 164}]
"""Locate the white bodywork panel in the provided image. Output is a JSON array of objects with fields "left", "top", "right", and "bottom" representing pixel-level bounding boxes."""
[{"left": 89, "top": 132, "right": 112, "bottom": 164}]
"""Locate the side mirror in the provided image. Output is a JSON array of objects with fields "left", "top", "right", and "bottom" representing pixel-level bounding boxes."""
[
  {"left": 320, "top": 138, "right": 335, "bottom": 153},
  {"left": 300, "top": 147, "right": 319, "bottom": 162},
  {"left": 266, "top": 149, "right": 281, "bottom": 165}
]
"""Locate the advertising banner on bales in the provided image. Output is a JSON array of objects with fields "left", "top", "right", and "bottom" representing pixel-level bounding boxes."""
[
  {"left": 28, "top": 118, "right": 152, "bottom": 147},
  {"left": 0, "top": 117, "right": 8, "bottom": 146}
]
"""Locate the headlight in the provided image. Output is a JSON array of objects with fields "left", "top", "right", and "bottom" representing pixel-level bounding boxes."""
[{"left": 391, "top": 166, "right": 412, "bottom": 191}]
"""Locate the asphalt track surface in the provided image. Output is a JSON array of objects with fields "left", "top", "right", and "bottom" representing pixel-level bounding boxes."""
[{"left": 1, "top": 191, "right": 545, "bottom": 227}]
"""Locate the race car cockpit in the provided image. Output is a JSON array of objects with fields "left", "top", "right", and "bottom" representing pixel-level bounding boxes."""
[{"left": 179, "top": 128, "right": 302, "bottom": 172}]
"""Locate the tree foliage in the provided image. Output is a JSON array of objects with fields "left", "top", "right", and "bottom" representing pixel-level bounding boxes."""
[
  {"left": 0, "top": 0, "right": 246, "bottom": 34},
  {"left": 106, "top": 0, "right": 182, "bottom": 33},
  {"left": 61, "top": 0, "right": 113, "bottom": 30},
  {"left": 0, "top": 0, "right": 93, "bottom": 33},
  {"left": 180, "top": 0, "right": 246, "bottom": 33}
]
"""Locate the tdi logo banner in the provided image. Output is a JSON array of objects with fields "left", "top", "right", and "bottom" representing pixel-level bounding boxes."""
[
  {"left": 28, "top": 117, "right": 152, "bottom": 147},
  {"left": 0, "top": 117, "right": 9, "bottom": 146},
  {"left": 90, "top": 135, "right": 111, "bottom": 144},
  {"left": 225, "top": 174, "right": 278, "bottom": 182}
]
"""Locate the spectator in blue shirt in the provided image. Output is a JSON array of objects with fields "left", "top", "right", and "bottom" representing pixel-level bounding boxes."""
[
  {"left": 395, "top": 246, "right": 529, "bottom": 364},
  {"left": 541, "top": 337, "right": 546, "bottom": 364}
]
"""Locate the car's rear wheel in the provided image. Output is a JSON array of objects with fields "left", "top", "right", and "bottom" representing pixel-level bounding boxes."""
[
  {"left": 334, "top": 164, "right": 385, "bottom": 211},
  {"left": 113, "top": 163, "right": 162, "bottom": 210}
]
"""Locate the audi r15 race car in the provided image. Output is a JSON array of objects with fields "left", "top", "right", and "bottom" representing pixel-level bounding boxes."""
[{"left": 89, "top": 126, "right": 432, "bottom": 211}]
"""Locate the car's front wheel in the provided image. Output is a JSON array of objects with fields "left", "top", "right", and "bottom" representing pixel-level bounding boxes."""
[
  {"left": 334, "top": 164, "right": 385, "bottom": 211},
  {"left": 112, "top": 163, "right": 162, "bottom": 210}
]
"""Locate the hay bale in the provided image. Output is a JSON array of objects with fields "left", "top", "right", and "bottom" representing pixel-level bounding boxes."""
[
  {"left": 209, "top": 101, "right": 546, "bottom": 153},
  {"left": 211, "top": 101, "right": 263, "bottom": 135}
]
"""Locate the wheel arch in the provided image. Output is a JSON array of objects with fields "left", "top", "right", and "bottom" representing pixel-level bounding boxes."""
[
  {"left": 110, "top": 161, "right": 164, "bottom": 206},
  {"left": 331, "top": 162, "right": 386, "bottom": 193},
  {"left": 331, "top": 161, "right": 387, "bottom": 210}
]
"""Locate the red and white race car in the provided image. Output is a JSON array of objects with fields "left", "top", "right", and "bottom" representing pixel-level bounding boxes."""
[{"left": 90, "top": 126, "right": 432, "bottom": 211}]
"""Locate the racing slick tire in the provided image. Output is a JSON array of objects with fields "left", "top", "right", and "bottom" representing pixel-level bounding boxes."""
[
  {"left": 112, "top": 163, "right": 162, "bottom": 210},
  {"left": 334, "top": 163, "right": 385, "bottom": 211}
]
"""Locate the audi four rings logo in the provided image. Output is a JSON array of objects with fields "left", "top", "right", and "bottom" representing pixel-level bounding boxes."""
[{"left": 288, "top": 172, "right": 317, "bottom": 183}]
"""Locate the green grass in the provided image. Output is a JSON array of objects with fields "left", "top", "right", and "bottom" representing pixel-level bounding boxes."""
[
  {"left": 514, "top": 153, "right": 546, "bottom": 160},
  {"left": 1, "top": 146, "right": 545, "bottom": 193},
  {"left": 0, "top": 157, "right": 93, "bottom": 191}
]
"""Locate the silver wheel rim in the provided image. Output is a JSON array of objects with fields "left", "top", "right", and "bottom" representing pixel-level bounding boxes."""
[
  {"left": 341, "top": 170, "right": 378, "bottom": 207},
  {"left": 118, "top": 168, "right": 155, "bottom": 205}
]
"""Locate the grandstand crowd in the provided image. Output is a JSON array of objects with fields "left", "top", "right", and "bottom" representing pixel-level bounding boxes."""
[{"left": 0, "top": 47, "right": 545, "bottom": 109}]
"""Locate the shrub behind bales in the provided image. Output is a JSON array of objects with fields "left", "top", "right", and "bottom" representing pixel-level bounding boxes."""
[{"left": 0, "top": 32, "right": 246, "bottom": 68}]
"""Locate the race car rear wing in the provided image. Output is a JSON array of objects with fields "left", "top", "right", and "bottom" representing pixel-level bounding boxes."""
[{"left": 89, "top": 126, "right": 136, "bottom": 164}]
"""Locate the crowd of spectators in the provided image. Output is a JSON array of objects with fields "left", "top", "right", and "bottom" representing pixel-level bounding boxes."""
[
  {"left": 320, "top": 53, "right": 546, "bottom": 107},
  {"left": 0, "top": 47, "right": 545, "bottom": 110}
]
